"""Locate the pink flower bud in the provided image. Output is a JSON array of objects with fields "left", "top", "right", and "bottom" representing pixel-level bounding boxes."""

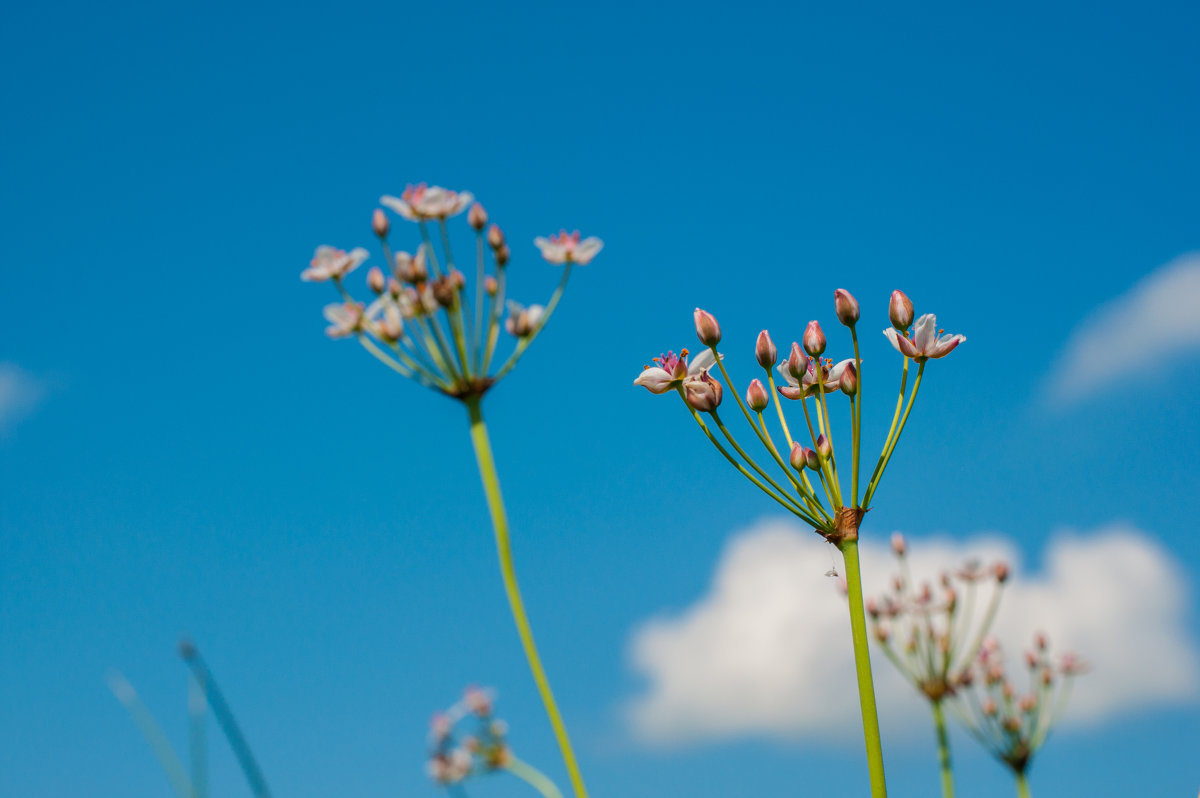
[
  {"left": 495, "top": 243, "right": 510, "bottom": 267},
  {"left": 388, "top": 277, "right": 403, "bottom": 297},
  {"left": 684, "top": 374, "right": 723, "bottom": 412},
  {"left": 804, "top": 447, "right": 820, "bottom": 470},
  {"left": 468, "top": 203, "right": 488, "bottom": 231},
  {"left": 816, "top": 433, "right": 831, "bottom": 458},
  {"left": 982, "top": 698, "right": 997, "bottom": 716},
  {"left": 891, "top": 532, "right": 906, "bottom": 556},
  {"left": 1025, "top": 651, "right": 1038, "bottom": 669},
  {"left": 1035, "top": 632, "right": 1048, "bottom": 651},
  {"left": 789, "top": 442, "right": 807, "bottom": 471},
  {"left": 756, "top": 330, "right": 777, "bottom": 369},
  {"left": 380, "top": 306, "right": 403, "bottom": 342},
  {"left": 839, "top": 362, "right": 858, "bottom": 396},
  {"left": 889, "top": 290, "right": 914, "bottom": 331},
  {"left": 694, "top": 308, "right": 721, "bottom": 346},
  {"left": 372, "top": 208, "right": 390, "bottom": 238},
  {"left": 367, "top": 266, "right": 385, "bottom": 294},
  {"left": 487, "top": 224, "right": 505, "bottom": 250},
  {"left": 874, "top": 622, "right": 891, "bottom": 643},
  {"left": 1019, "top": 694, "right": 1037, "bottom": 713},
  {"left": 484, "top": 276, "right": 498, "bottom": 296},
  {"left": 746, "top": 379, "right": 769, "bottom": 411},
  {"left": 834, "top": 288, "right": 860, "bottom": 327},
  {"left": 994, "top": 561, "right": 1009, "bottom": 583},
  {"left": 803, "top": 320, "right": 826, "bottom": 356},
  {"left": 787, "top": 342, "right": 809, "bottom": 379},
  {"left": 866, "top": 597, "right": 879, "bottom": 618}
]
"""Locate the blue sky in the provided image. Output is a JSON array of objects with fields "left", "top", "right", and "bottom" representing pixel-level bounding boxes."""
[{"left": 2, "top": 0, "right": 1199, "bottom": 796}]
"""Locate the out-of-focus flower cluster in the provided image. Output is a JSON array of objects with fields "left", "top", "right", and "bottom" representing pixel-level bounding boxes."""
[
  {"left": 427, "top": 686, "right": 512, "bottom": 787},
  {"left": 304, "top": 184, "right": 602, "bottom": 400},
  {"left": 956, "top": 634, "right": 1087, "bottom": 776},
  {"left": 867, "top": 533, "right": 1010, "bottom": 702}
]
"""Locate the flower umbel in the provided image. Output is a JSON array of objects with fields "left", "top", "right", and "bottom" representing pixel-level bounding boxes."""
[
  {"left": 304, "top": 187, "right": 599, "bottom": 399},
  {"left": 533, "top": 230, "right": 604, "bottom": 265}
]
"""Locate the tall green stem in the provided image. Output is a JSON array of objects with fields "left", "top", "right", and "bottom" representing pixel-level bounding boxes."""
[
  {"left": 464, "top": 397, "right": 589, "bottom": 798},
  {"left": 1015, "top": 771, "right": 1032, "bottom": 798},
  {"left": 932, "top": 699, "right": 954, "bottom": 798},
  {"left": 841, "top": 537, "right": 888, "bottom": 797}
]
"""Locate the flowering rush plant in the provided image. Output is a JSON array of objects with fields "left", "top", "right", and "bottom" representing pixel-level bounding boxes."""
[
  {"left": 634, "top": 290, "right": 964, "bottom": 798},
  {"left": 304, "top": 184, "right": 601, "bottom": 798},
  {"left": 867, "top": 535, "right": 1010, "bottom": 798}
]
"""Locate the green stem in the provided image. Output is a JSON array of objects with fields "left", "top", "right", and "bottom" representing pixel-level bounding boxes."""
[
  {"left": 841, "top": 537, "right": 889, "bottom": 798},
  {"left": 1015, "top": 771, "right": 1032, "bottom": 798},
  {"left": 932, "top": 699, "right": 955, "bottom": 798},
  {"left": 506, "top": 757, "right": 565, "bottom": 798},
  {"left": 464, "top": 397, "right": 589, "bottom": 798}
]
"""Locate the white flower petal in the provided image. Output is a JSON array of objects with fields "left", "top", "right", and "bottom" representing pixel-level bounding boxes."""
[
  {"left": 689, "top": 348, "right": 718, "bottom": 374},
  {"left": 634, "top": 367, "right": 675, "bottom": 394},
  {"left": 912, "top": 314, "right": 937, "bottom": 354}
]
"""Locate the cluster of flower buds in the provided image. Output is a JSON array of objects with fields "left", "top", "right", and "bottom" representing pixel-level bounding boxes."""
[
  {"left": 426, "top": 686, "right": 513, "bottom": 786},
  {"left": 866, "top": 534, "right": 1010, "bottom": 703},
  {"left": 304, "top": 184, "right": 602, "bottom": 400},
  {"left": 633, "top": 290, "right": 965, "bottom": 542},
  {"left": 956, "top": 634, "right": 1087, "bottom": 775}
]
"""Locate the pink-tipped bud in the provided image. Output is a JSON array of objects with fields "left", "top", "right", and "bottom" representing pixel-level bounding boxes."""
[
  {"left": 380, "top": 306, "right": 403, "bottom": 342},
  {"left": 866, "top": 597, "right": 879, "bottom": 618},
  {"left": 495, "top": 243, "right": 510, "bottom": 267},
  {"left": 982, "top": 698, "right": 997, "bottom": 717},
  {"left": 694, "top": 308, "right": 721, "bottom": 346},
  {"left": 994, "top": 561, "right": 1010, "bottom": 583},
  {"left": 1035, "top": 632, "right": 1048, "bottom": 651},
  {"left": 468, "top": 203, "right": 488, "bottom": 231},
  {"left": 816, "top": 433, "right": 831, "bottom": 458},
  {"left": 367, "top": 266, "right": 385, "bottom": 294},
  {"left": 875, "top": 622, "right": 891, "bottom": 643},
  {"left": 388, "top": 277, "right": 403, "bottom": 297},
  {"left": 804, "top": 447, "right": 820, "bottom": 471},
  {"left": 803, "top": 320, "right": 826, "bottom": 356},
  {"left": 889, "top": 290, "right": 914, "bottom": 331},
  {"left": 891, "top": 532, "right": 907, "bottom": 557},
  {"left": 487, "top": 224, "right": 505, "bottom": 250},
  {"left": 834, "top": 288, "right": 860, "bottom": 327},
  {"left": 787, "top": 342, "right": 809, "bottom": 379},
  {"left": 1025, "top": 651, "right": 1038, "bottom": 669},
  {"left": 839, "top": 362, "right": 858, "bottom": 396},
  {"left": 484, "top": 275, "right": 498, "bottom": 296},
  {"left": 372, "top": 208, "right": 390, "bottom": 238},
  {"left": 1041, "top": 667, "right": 1055, "bottom": 686},
  {"left": 746, "top": 379, "right": 769, "bottom": 411},
  {"left": 755, "top": 330, "right": 777, "bottom": 369},
  {"left": 684, "top": 374, "right": 723, "bottom": 412},
  {"left": 1019, "top": 694, "right": 1037, "bottom": 713},
  {"left": 789, "top": 442, "right": 807, "bottom": 471}
]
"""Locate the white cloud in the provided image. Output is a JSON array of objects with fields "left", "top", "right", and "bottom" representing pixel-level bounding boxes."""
[
  {"left": 625, "top": 519, "right": 1198, "bottom": 745},
  {"left": 1046, "top": 253, "right": 1200, "bottom": 406},
  {"left": 0, "top": 363, "right": 43, "bottom": 431}
]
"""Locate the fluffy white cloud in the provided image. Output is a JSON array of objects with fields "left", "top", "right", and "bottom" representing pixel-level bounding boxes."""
[
  {"left": 625, "top": 519, "right": 1198, "bottom": 745},
  {"left": 0, "top": 363, "right": 42, "bottom": 431},
  {"left": 1046, "top": 253, "right": 1200, "bottom": 406}
]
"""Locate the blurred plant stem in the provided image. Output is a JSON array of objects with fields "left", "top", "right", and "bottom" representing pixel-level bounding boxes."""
[
  {"left": 1016, "top": 772, "right": 1032, "bottom": 798},
  {"left": 507, "top": 757, "right": 565, "bottom": 798},
  {"left": 841, "top": 536, "right": 888, "bottom": 797},
  {"left": 465, "top": 396, "right": 589, "bottom": 798},
  {"left": 932, "top": 699, "right": 954, "bottom": 798}
]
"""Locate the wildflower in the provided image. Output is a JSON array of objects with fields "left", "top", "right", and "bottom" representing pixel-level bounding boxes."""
[
  {"left": 372, "top": 208, "right": 390, "bottom": 238},
  {"left": 505, "top": 302, "right": 545, "bottom": 338},
  {"left": 534, "top": 230, "right": 604, "bottom": 265},
  {"left": 633, "top": 349, "right": 718, "bottom": 394},
  {"left": 380, "top": 184, "right": 474, "bottom": 221},
  {"left": 323, "top": 302, "right": 363, "bottom": 338},
  {"left": 776, "top": 356, "right": 855, "bottom": 399},
  {"left": 746, "top": 379, "right": 769, "bottom": 411},
  {"left": 468, "top": 203, "right": 488, "bottom": 231},
  {"left": 393, "top": 248, "right": 428, "bottom": 283},
  {"left": 755, "top": 330, "right": 777, "bottom": 369},
  {"left": 693, "top": 308, "right": 721, "bottom": 346},
  {"left": 802, "top": 320, "right": 827, "bottom": 356},
  {"left": 883, "top": 314, "right": 966, "bottom": 361},
  {"left": 301, "top": 246, "right": 369, "bottom": 282},
  {"left": 684, "top": 371, "right": 723, "bottom": 412},
  {"left": 889, "top": 290, "right": 914, "bottom": 330}
]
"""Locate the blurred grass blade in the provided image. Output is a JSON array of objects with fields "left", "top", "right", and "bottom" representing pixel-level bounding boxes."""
[
  {"left": 188, "top": 667, "right": 209, "bottom": 798},
  {"left": 180, "top": 644, "right": 272, "bottom": 798},
  {"left": 106, "top": 670, "right": 197, "bottom": 798}
]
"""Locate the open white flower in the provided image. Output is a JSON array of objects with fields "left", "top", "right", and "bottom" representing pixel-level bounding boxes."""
[
  {"left": 776, "top": 357, "right": 855, "bottom": 399},
  {"left": 883, "top": 313, "right": 965, "bottom": 361},
  {"left": 504, "top": 301, "right": 545, "bottom": 337},
  {"left": 302, "top": 246, "right": 368, "bottom": 282},
  {"left": 633, "top": 348, "right": 718, "bottom": 394},
  {"left": 533, "top": 230, "right": 603, "bottom": 265},
  {"left": 380, "top": 184, "right": 474, "bottom": 221},
  {"left": 323, "top": 301, "right": 363, "bottom": 338}
]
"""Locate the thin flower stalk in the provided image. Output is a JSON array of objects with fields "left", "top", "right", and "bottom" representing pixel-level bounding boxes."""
[
  {"left": 304, "top": 186, "right": 600, "bottom": 798},
  {"left": 634, "top": 292, "right": 967, "bottom": 798}
]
